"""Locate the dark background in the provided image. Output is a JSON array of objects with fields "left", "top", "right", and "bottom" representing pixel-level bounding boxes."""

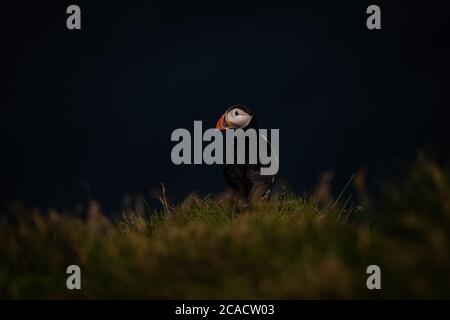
[{"left": 1, "top": 1, "right": 449, "bottom": 211}]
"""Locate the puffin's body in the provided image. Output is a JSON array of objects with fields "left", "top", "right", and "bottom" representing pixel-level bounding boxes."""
[{"left": 215, "top": 105, "right": 275, "bottom": 205}]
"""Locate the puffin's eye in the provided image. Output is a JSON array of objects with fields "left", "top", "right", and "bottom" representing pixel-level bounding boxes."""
[{"left": 234, "top": 110, "right": 239, "bottom": 116}]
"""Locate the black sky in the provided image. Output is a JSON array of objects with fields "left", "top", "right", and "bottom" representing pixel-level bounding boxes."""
[{"left": 1, "top": 1, "right": 449, "bottom": 210}]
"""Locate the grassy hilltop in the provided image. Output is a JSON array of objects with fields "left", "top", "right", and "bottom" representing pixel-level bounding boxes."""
[{"left": 1, "top": 157, "right": 450, "bottom": 299}]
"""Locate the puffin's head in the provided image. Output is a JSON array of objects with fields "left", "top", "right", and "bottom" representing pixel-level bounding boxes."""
[{"left": 215, "top": 105, "right": 254, "bottom": 131}]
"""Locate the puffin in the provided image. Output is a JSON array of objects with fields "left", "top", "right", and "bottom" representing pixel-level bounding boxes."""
[{"left": 215, "top": 105, "right": 276, "bottom": 206}]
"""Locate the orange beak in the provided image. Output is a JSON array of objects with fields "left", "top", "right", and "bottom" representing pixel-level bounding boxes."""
[{"left": 214, "top": 114, "right": 229, "bottom": 131}]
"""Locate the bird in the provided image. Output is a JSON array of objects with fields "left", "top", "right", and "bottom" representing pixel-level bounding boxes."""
[{"left": 214, "top": 105, "right": 276, "bottom": 207}]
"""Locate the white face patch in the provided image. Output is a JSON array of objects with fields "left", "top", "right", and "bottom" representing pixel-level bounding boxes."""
[{"left": 225, "top": 108, "right": 253, "bottom": 129}]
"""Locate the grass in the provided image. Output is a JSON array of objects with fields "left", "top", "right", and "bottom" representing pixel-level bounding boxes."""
[{"left": 1, "top": 156, "right": 450, "bottom": 299}]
